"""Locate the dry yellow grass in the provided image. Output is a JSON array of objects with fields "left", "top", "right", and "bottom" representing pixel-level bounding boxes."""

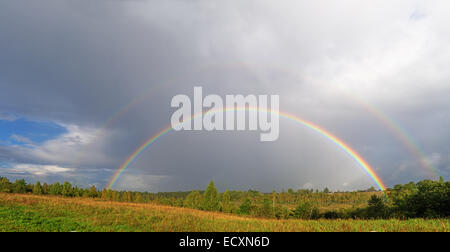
[{"left": 0, "top": 193, "right": 448, "bottom": 232}]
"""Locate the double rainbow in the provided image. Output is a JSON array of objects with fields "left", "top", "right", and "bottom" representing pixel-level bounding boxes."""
[
  {"left": 352, "top": 96, "right": 438, "bottom": 179},
  {"left": 107, "top": 107, "right": 387, "bottom": 191}
]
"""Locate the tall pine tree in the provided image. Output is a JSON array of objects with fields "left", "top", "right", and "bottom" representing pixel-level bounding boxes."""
[{"left": 203, "top": 181, "right": 219, "bottom": 211}]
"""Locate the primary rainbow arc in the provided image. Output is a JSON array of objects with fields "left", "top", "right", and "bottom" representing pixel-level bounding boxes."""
[{"left": 108, "top": 107, "right": 387, "bottom": 191}]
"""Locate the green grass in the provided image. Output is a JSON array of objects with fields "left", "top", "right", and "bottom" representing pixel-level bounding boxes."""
[{"left": 0, "top": 193, "right": 448, "bottom": 232}]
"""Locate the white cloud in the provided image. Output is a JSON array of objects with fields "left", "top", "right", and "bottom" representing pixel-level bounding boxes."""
[
  {"left": 302, "top": 182, "right": 314, "bottom": 189},
  {"left": 10, "top": 134, "right": 34, "bottom": 145},
  {"left": 26, "top": 123, "right": 116, "bottom": 167},
  {"left": 9, "top": 163, "right": 73, "bottom": 176},
  {"left": 0, "top": 122, "right": 121, "bottom": 172}
]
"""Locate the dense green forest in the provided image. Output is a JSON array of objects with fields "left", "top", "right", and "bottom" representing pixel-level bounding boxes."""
[{"left": 0, "top": 176, "right": 449, "bottom": 220}]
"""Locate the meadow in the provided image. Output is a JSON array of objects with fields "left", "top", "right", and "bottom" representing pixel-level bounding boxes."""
[{"left": 0, "top": 193, "right": 448, "bottom": 232}]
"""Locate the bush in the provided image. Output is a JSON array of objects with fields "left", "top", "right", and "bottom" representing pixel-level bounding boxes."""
[
  {"left": 366, "top": 195, "right": 390, "bottom": 219},
  {"left": 274, "top": 205, "right": 291, "bottom": 219},
  {"left": 323, "top": 211, "right": 342, "bottom": 219},
  {"left": 237, "top": 198, "right": 253, "bottom": 215},
  {"left": 294, "top": 201, "right": 320, "bottom": 219},
  {"left": 256, "top": 199, "right": 274, "bottom": 218}
]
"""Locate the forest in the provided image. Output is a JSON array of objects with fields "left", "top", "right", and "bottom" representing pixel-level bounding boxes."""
[{"left": 0, "top": 176, "right": 449, "bottom": 220}]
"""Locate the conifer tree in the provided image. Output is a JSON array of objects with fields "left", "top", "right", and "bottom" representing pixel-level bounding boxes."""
[
  {"left": 89, "top": 185, "right": 97, "bottom": 198},
  {"left": 221, "top": 190, "right": 232, "bottom": 213},
  {"left": 42, "top": 183, "right": 48, "bottom": 194},
  {"left": 32, "top": 181, "right": 43, "bottom": 195},
  {"left": 203, "top": 181, "right": 219, "bottom": 211},
  {"left": 62, "top": 182, "right": 73, "bottom": 197}
]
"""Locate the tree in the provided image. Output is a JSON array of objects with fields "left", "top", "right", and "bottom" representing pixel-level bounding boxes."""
[
  {"left": 32, "top": 181, "right": 43, "bottom": 195},
  {"left": 294, "top": 201, "right": 320, "bottom": 219},
  {"left": 366, "top": 186, "right": 377, "bottom": 192},
  {"left": 13, "top": 179, "right": 27, "bottom": 193},
  {"left": 42, "top": 183, "right": 48, "bottom": 194},
  {"left": 271, "top": 190, "right": 277, "bottom": 213},
  {"left": 367, "top": 195, "right": 389, "bottom": 219},
  {"left": 82, "top": 190, "right": 90, "bottom": 198},
  {"left": 388, "top": 180, "right": 450, "bottom": 218},
  {"left": 184, "top": 191, "right": 201, "bottom": 209},
  {"left": 409, "top": 180, "right": 449, "bottom": 218},
  {"left": 221, "top": 190, "right": 232, "bottom": 213},
  {"left": 134, "top": 192, "right": 143, "bottom": 203},
  {"left": 0, "top": 177, "right": 12, "bottom": 193},
  {"left": 112, "top": 191, "right": 119, "bottom": 201},
  {"left": 237, "top": 197, "right": 252, "bottom": 215},
  {"left": 258, "top": 199, "right": 274, "bottom": 218},
  {"left": 49, "top": 182, "right": 62, "bottom": 195},
  {"left": 390, "top": 182, "right": 418, "bottom": 217},
  {"left": 73, "top": 186, "right": 80, "bottom": 197},
  {"left": 323, "top": 187, "right": 330, "bottom": 194},
  {"left": 203, "top": 181, "right": 219, "bottom": 211},
  {"left": 89, "top": 185, "right": 97, "bottom": 198},
  {"left": 120, "top": 191, "right": 127, "bottom": 202},
  {"left": 62, "top": 182, "right": 73, "bottom": 197},
  {"left": 274, "top": 205, "right": 291, "bottom": 219},
  {"left": 100, "top": 189, "right": 108, "bottom": 199}
]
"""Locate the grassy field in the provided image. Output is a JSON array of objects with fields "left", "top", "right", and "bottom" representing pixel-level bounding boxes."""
[{"left": 0, "top": 193, "right": 448, "bottom": 232}]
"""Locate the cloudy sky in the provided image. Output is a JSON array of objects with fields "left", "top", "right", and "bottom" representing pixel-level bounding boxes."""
[{"left": 1, "top": 0, "right": 449, "bottom": 192}]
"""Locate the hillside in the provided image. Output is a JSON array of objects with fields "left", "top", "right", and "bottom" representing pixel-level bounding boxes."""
[{"left": 0, "top": 193, "right": 447, "bottom": 232}]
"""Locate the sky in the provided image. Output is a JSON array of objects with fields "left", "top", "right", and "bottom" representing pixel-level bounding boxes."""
[{"left": 0, "top": 0, "right": 449, "bottom": 192}]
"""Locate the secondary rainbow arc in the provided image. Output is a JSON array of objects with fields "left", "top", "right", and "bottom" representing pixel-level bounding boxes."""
[{"left": 353, "top": 97, "right": 438, "bottom": 179}]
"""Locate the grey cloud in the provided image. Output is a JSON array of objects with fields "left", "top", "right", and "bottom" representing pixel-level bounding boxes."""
[{"left": 0, "top": 0, "right": 449, "bottom": 191}]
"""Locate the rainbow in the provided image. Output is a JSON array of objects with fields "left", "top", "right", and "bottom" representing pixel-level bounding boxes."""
[
  {"left": 107, "top": 107, "right": 387, "bottom": 191},
  {"left": 350, "top": 96, "right": 438, "bottom": 179},
  {"left": 81, "top": 61, "right": 438, "bottom": 181}
]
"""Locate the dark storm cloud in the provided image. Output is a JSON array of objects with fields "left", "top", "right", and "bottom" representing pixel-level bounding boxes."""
[
  {"left": 0, "top": 0, "right": 200, "bottom": 124},
  {"left": 0, "top": 0, "right": 449, "bottom": 191}
]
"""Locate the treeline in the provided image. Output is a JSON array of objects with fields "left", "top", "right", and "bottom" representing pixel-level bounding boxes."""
[
  {"left": 321, "top": 178, "right": 450, "bottom": 219},
  {"left": 0, "top": 178, "right": 101, "bottom": 198},
  {"left": 0, "top": 176, "right": 449, "bottom": 219}
]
